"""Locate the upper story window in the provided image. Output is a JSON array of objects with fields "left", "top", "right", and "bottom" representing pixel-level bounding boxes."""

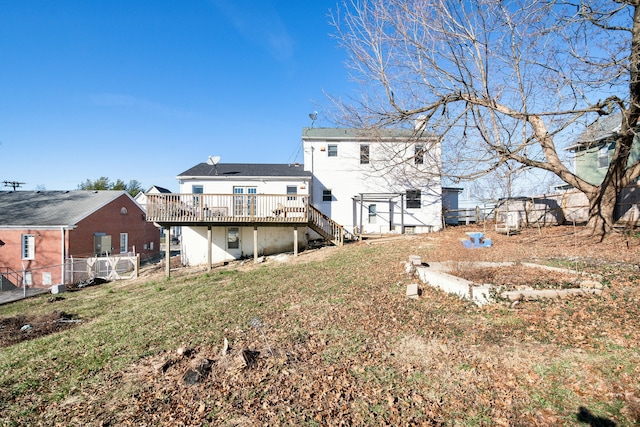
[
  {"left": 598, "top": 144, "right": 610, "bottom": 169},
  {"left": 323, "top": 189, "right": 332, "bottom": 202},
  {"left": 327, "top": 144, "right": 338, "bottom": 157},
  {"left": 415, "top": 144, "right": 425, "bottom": 165},
  {"left": 406, "top": 189, "right": 421, "bottom": 209},
  {"left": 287, "top": 185, "right": 298, "bottom": 200},
  {"left": 22, "top": 234, "right": 35, "bottom": 260},
  {"left": 360, "top": 144, "right": 370, "bottom": 164}
]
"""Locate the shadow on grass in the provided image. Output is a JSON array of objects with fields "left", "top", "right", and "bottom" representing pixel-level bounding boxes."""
[{"left": 577, "top": 406, "right": 616, "bottom": 427}]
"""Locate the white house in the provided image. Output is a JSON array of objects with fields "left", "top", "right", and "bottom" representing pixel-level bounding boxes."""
[
  {"left": 145, "top": 128, "right": 443, "bottom": 274},
  {"left": 171, "top": 163, "right": 313, "bottom": 266},
  {"left": 302, "top": 127, "right": 443, "bottom": 235}
]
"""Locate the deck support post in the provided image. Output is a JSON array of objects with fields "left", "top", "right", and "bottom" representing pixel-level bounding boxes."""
[
  {"left": 293, "top": 226, "right": 298, "bottom": 256},
  {"left": 207, "top": 226, "right": 212, "bottom": 270},
  {"left": 165, "top": 226, "right": 171, "bottom": 278},
  {"left": 253, "top": 226, "right": 258, "bottom": 262}
]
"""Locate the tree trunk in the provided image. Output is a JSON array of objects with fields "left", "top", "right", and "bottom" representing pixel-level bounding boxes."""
[{"left": 584, "top": 183, "right": 619, "bottom": 238}]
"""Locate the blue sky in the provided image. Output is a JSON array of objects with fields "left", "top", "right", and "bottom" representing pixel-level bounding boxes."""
[{"left": 0, "top": 0, "right": 354, "bottom": 192}]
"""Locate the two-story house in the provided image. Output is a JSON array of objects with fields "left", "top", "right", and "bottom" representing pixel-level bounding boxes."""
[
  {"left": 146, "top": 127, "right": 443, "bottom": 274},
  {"left": 302, "top": 127, "right": 443, "bottom": 235},
  {"left": 565, "top": 113, "right": 640, "bottom": 185}
]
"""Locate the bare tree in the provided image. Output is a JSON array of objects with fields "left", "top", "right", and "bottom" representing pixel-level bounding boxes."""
[{"left": 330, "top": 0, "right": 640, "bottom": 236}]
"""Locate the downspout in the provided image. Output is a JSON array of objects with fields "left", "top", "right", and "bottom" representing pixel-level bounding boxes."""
[{"left": 61, "top": 227, "right": 65, "bottom": 285}]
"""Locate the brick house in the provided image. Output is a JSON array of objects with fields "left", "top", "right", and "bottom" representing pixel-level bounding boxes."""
[{"left": 0, "top": 190, "right": 160, "bottom": 288}]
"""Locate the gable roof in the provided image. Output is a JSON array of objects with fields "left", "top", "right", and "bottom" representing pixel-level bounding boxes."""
[
  {"left": 0, "top": 190, "right": 131, "bottom": 227},
  {"left": 145, "top": 185, "right": 171, "bottom": 194},
  {"left": 566, "top": 113, "right": 623, "bottom": 151},
  {"left": 177, "top": 163, "right": 311, "bottom": 179}
]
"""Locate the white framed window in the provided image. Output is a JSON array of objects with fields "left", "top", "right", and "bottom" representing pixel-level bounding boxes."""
[
  {"left": 42, "top": 272, "right": 52, "bottom": 286},
  {"left": 360, "top": 144, "right": 370, "bottom": 164},
  {"left": 192, "top": 185, "right": 204, "bottom": 206},
  {"left": 406, "top": 189, "right": 421, "bottom": 209},
  {"left": 22, "top": 234, "right": 35, "bottom": 260},
  {"left": 120, "top": 233, "right": 128, "bottom": 254},
  {"left": 598, "top": 145, "right": 609, "bottom": 169},
  {"left": 327, "top": 144, "right": 338, "bottom": 157},
  {"left": 23, "top": 271, "right": 33, "bottom": 286},
  {"left": 368, "top": 204, "right": 377, "bottom": 223},
  {"left": 287, "top": 185, "right": 298, "bottom": 201},
  {"left": 415, "top": 144, "right": 425, "bottom": 165}
]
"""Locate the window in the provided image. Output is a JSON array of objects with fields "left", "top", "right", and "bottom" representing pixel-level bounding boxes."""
[
  {"left": 228, "top": 227, "right": 239, "bottom": 249},
  {"left": 406, "top": 189, "right": 421, "bottom": 209},
  {"left": 22, "top": 234, "right": 35, "bottom": 260},
  {"left": 287, "top": 185, "right": 297, "bottom": 201},
  {"left": 327, "top": 144, "right": 338, "bottom": 157},
  {"left": 234, "top": 186, "right": 257, "bottom": 216},
  {"left": 598, "top": 145, "right": 609, "bottom": 169},
  {"left": 368, "top": 204, "right": 377, "bottom": 223},
  {"left": 322, "top": 189, "right": 332, "bottom": 202},
  {"left": 360, "top": 144, "right": 370, "bottom": 164},
  {"left": 414, "top": 144, "right": 425, "bottom": 165},
  {"left": 42, "top": 272, "right": 52, "bottom": 286},
  {"left": 192, "top": 185, "right": 203, "bottom": 206},
  {"left": 120, "top": 233, "right": 128, "bottom": 254},
  {"left": 23, "top": 272, "right": 32, "bottom": 286}
]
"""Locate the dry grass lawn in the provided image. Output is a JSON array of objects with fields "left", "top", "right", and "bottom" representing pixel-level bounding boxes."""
[{"left": 0, "top": 224, "right": 639, "bottom": 426}]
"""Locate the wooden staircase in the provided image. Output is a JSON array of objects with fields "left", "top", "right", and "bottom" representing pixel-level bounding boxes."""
[{"left": 307, "top": 205, "right": 346, "bottom": 246}]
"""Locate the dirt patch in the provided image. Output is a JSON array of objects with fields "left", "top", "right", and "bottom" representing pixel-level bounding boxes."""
[
  {"left": 0, "top": 310, "right": 81, "bottom": 348},
  {"left": 453, "top": 265, "right": 581, "bottom": 290}
]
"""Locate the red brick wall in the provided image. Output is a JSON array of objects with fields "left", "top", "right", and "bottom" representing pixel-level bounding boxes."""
[
  {"left": 69, "top": 194, "right": 160, "bottom": 259},
  {"left": 0, "top": 228, "right": 65, "bottom": 287},
  {"left": 0, "top": 194, "right": 160, "bottom": 288}
]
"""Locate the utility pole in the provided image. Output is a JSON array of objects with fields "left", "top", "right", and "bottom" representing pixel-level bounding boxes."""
[{"left": 3, "top": 181, "right": 26, "bottom": 190}]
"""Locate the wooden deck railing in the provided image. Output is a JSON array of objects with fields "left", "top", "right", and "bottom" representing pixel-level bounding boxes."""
[{"left": 146, "top": 193, "right": 309, "bottom": 224}]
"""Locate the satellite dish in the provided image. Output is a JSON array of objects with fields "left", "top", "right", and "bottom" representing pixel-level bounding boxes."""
[
  {"left": 206, "top": 155, "right": 221, "bottom": 165},
  {"left": 308, "top": 111, "right": 318, "bottom": 128}
]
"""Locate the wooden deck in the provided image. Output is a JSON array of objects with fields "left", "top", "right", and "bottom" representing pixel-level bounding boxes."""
[{"left": 146, "top": 193, "right": 309, "bottom": 226}]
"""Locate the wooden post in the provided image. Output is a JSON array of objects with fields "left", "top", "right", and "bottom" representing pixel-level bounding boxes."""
[
  {"left": 253, "top": 226, "right": 258, "bottom": 262},
  {"left": 207, "top": 226, "right": 212, "bottom": 270},
  {"left": 165, "top": 226, "right": 171, "bottom": 278},
  {"left": 293, "top": 226, "right": 298, "bottom": 256}
]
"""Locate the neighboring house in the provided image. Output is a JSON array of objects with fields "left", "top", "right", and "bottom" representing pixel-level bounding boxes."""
[
  {"left": 134, "top": 185, "right": 172, "bottom": 211},
  {"left": 565, "top": 113, "right": 640, "bottom": 185},
  {"left": 135, "top": 185, "right": 179, "bottom": 241},
  {"left": 302, "top": 127, "right": 443, "bottom": 235},
  {"left": 0, "top": 190, "right": 160, "bottom": 288},
  {"left": 145, "top": 127, "right": 444, "bottom": 271}
]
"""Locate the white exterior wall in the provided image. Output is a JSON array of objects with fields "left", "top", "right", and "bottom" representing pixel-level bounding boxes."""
[
  {"left": 179, "top": 177, "right": 309, "bottom": 197},
  {"left": 303, "top": 131, "right": 442, "bottom": 234},
  {"left": 177, "top": 173, "right": 311, "bottom": 266},
  {"left": 180, "top": 225, "right": 308, "bottom": 266}
]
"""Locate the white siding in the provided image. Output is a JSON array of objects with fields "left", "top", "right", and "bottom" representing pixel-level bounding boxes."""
[{"left": 303, "top": 131, "right": 442, "bottom": 234}]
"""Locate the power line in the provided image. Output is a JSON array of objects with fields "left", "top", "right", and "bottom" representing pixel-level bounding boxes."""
[{"left": 3, "top": 181, "right": 26, "bottom": 190}]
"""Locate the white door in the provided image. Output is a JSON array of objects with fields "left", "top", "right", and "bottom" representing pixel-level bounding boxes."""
[{"left": 227, "top": 227, "right": 242, "bottom": 259}]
